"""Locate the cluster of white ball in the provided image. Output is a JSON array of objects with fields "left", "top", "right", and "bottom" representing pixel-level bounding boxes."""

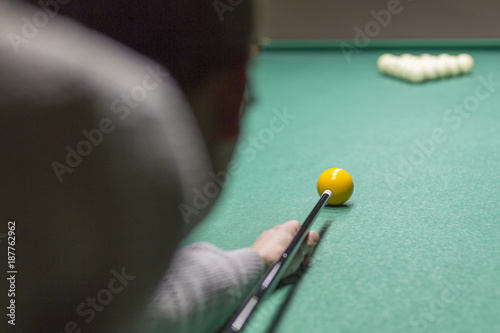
[{"left": 377, "top": 53, "right": 474, "bottom": 83}]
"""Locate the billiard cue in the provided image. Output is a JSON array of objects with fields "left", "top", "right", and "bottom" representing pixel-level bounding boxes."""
[{"left": 221, "top": 190, "right": 332, "bottom": 333}]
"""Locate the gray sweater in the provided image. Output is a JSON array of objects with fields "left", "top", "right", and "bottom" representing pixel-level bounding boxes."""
[
  {"left": 0, "top": 2, "right": 264, "bottom": 332},
  {"left": 149, "top": 243, "right": 264, "bottom": 333}
]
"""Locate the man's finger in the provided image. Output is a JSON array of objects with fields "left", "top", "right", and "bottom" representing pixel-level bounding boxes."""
[
  {"left": 306, "top": 230, "right": 319, "bottom": 246},
  {"left": 301, "top": 230, "right": 320, "bottom": 255},
  {"left": 281, "top": 220, "right": 301, "bottom": 234}
]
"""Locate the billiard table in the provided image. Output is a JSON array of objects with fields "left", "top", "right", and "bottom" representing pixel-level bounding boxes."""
[{"left": 185, "top": 39, "right": 500, "bottom": 333}]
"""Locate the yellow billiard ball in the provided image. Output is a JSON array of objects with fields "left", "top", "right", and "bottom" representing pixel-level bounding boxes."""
[{"left": 317, "top": 168, "right": 354, "bottom": 205}]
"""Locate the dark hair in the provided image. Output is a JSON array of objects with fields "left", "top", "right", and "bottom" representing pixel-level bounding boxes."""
[{"left": 23, "top": 0, "right": 253, "bottom": 94}]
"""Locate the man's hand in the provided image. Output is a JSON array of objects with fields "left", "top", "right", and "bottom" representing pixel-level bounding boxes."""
[{"left": 251, "top": 220, "right": 319, "bottom": 277}]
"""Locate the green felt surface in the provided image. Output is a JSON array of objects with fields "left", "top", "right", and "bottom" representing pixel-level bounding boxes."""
[{"left": 185, "top": 42, "right": 500, "bottom": 332}]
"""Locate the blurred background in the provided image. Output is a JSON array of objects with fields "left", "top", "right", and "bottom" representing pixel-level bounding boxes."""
[
  {"left": 19, "top": 0, "right": 500, "bottom": 41},
  {"left": 255, "top": 0, "right": 500, "bottom": 39}
]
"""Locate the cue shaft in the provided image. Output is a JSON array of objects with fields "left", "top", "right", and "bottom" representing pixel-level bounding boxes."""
[{"left": 221, "top": 190, "right": 332, "bottom": 333}]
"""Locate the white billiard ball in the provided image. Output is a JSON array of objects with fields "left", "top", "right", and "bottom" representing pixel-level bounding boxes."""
[
  {"left": 457, "top": 53, "right": 474, "bottom": 74},
  {"left": 392, "top": 57, "right": 405, "bottom": 79},
  {"left": 435, "top": 56, "right": 450, "bottom": 78},
  {"left": 447, "top": 56, "right": 461, "bottom": 76},
  {"left": 383, "top": 54, "right": 397, "bottom": 76},
  {"left": 400, "top": 57, "right": 415, "bottom": 81},
  {"left": 377, "top": 53, "right": 392, "bottom": 74},
  {"left": 408, "top": 62, "right": 425, "bottom": 83},
  {"left": 388, "top": 55, "right": 400, "bottom": 75},
  {"left": 420, "top": 53, "right": 433, "bottom": 62},
  {"left": 421, "top": 60, "right": 438, "bottom": 80},
  {"left": 377, "top": 53, "right": 389, "bottom": 74},
  {"left": 400, "top": 53, "right": 413, "bottom": 63},
  {"left": 439, "top": 54, "right": 460, "bottom": 77}
]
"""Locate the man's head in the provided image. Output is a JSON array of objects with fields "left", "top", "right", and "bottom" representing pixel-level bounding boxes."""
[{"left": 32, "top": 0, "right": 255, "bottom": 172}]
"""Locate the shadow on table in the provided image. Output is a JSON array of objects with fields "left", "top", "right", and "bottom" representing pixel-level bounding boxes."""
[
  {"left": 326, "top": 202, "right": 354, "bottom": 209},
  {"left": 265, "top": 219, "right": 335, "bottom": 333}
]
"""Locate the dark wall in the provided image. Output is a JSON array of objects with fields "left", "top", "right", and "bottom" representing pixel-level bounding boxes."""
[{"left": 256, "top": 0, "right": 500, "bottom": 39}]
